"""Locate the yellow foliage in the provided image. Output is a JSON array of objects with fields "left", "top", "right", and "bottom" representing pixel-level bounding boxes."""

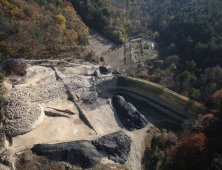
[
  {"left": 55, "top": 13, "right": 66, "bottom": 28},
  {"left": 1, "top": 0, "right": 15, "bottom": 9},
  {"left": 110, "top": 17, "right": 113, "bottom": 25},
  {"left": 32, "top": 12, "right": 39, "bottom": 25},
  {"left": 10, "top": 7, "right": 22, "bottom": 15},
  {"left": 117, "top": 17, "right": 120, "bottom": 21}
]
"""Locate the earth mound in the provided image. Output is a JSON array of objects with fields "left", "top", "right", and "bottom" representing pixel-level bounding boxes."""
[
  {"left": 112, "top": 95, "right": 148, "bottom": 131},
  {"left": 93, "top": 131, "right": 131, "bottom": 164},
  {"left": 31, "top": 140, "right": 102, "bottom": 169}
]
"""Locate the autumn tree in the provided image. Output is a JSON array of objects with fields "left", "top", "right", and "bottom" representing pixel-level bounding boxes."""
[
  {"left": 55, "top": 13, "right": 66, "bottom": 28},
  {"left": 212, "top": 89, "right": 222, "bottom": 110},
  {"left": 168, "top": 133, "right": 214, "bottom": 170},
  {"left": 0, "top": 41, "right": 13, "bottom": 56}
]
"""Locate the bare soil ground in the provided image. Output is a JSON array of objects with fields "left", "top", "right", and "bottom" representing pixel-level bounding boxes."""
[{"left": 87, "top": 29, "right": 117, "bottom": 56}]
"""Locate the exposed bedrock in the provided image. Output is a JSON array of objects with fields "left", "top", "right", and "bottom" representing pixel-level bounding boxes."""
[
  {"left": 92, "top": 131, "right": 131, "bottom": 164},
  {"left": 31, "top": 141, "right": 102, "bottom": 169},
  {"left": 112, "top": 95, "right": 148, "bottom": 131}
]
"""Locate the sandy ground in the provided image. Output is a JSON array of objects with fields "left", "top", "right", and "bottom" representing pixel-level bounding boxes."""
[
  {"left": 9, "top": 91, "right": 151, "bottom": 170},
  {"left": 87, "top": 29, "right": 117, "bottom": 56},
  {"left": 11, "top": 100, "right": 92, "bottom": 148}
]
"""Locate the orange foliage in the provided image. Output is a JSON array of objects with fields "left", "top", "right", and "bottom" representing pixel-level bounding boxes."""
[
  {"left": 71, "top": 29, "right": 78, "bottom": 39},
  {"left": 1, "top": 41, "right": 13, "bottom": 56},
  {"left": 111, "top": 6, "right": 116, "bottom": 14},
  {"left": 169, "top": 133, "right": 211, "bottom": 170},
  {"left": 161, "top": 20, "right": 167, "bottom": 26},
  {"left": 170, "top": 15, "right": 175, "bottom": 20},
  {"left": 212, "top": 89, "right": 222, "bottom": 109},
  {"left": 202, "top": 114, "right": 217, "bottom": 123},
  {"left": 31, "top": 2, "right": 40, "bottom": 9},
  {"left": 172, "top": 133, "right": 208, "bottom": 153}
]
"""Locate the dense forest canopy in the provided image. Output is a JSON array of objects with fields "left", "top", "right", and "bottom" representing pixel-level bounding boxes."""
[
  {"left": 0, "top": 0, "right": 90, "bottom": 60},
  {"left": 69, "top": 0, "right": 222, "bottom": 106},
  {"left": 71, "top": 0, "right": 222, "bottom": 67}
]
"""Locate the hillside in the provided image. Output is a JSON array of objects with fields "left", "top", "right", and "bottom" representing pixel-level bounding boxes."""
[
  {"left": 0, "top": 0, "right": 222, "bottom": 170},
  {"left": 0, "top": 0, "right": 89, "bottom": 61}
]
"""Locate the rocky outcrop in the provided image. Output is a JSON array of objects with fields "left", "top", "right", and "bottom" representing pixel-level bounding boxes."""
[
  {"left": 112, "top": 95, "right": 148, "bottom": 131},
  {"left": 92, "top": 131, "right": 131, "bottom": 164},
  {"left": 31, "top": 141, "right": 102, "bottom": 169}
]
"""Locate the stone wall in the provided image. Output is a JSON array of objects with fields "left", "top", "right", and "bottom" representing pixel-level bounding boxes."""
[
  {"left": 114, "top": 90, "right": 185, "bottom": 122},
  {"left": 115, "top": 87, "right": 194, "bottom": 118}
]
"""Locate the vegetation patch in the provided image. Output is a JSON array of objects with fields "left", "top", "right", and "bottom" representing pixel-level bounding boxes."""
[
  {"left": 117, "top": 77, "right": 205, "bottom": 115},
  {"left": 16, "top": 151, "right": 129, "bottom": 170}
]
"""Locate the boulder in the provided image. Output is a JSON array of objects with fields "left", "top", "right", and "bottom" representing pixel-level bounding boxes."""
[
  {"left": 99, "top": 66, "right": 111, "bottom": 75},
  {"left": 112, "top": 95, "right": 148, "bottom": 131},
  {"left": 92, "top": 131, "right": 131, "bottom": 164},
  {"left": 31, "top": 140, "right": 102, "bottom": 169}
]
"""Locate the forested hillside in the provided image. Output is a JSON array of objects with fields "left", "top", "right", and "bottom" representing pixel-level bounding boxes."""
[
  {"left": 70, "top": 0, "right": 222, "bottom": 106},
  {"left": 0, "top": 0, "right": 90, "bottom": 60},
  {"left": 70, "top": 0, "right": 222, "bottom": 66}
]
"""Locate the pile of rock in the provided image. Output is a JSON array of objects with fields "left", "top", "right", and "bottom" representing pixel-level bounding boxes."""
[
  {"left": 112, "top": 95, "right": 148, "bottom": 131},
  {"left": 92, "top": 131, "right": 131, "bottom": 164},
  {"left": 31, "top": 131, "right": 131, "bottom": 168}
]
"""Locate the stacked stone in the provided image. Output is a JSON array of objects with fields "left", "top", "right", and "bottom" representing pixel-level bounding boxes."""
[
  {"left": 79, "top": 87, "right": 98, "bottom": 103},
  {"left": 28, "top": 80, "right": 68, "bottom": 106},
  {"left": 4, "top": 88, "right": 44, "bottom": 136},
  {"left": 63, "top": 76, "right": 91, "bottom": 91},
  {"left": 5, "top": 88, "right": 30, "bottom": 119},
  {"left": 5, "top": 103, "right": 43, "bottom": 136}
]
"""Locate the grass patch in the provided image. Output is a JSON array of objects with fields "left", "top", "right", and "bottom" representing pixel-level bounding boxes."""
[{"left": 117, "top": 77, "right": 205, "bottom": 115}]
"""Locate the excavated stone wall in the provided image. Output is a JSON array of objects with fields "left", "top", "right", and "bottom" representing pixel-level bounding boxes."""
[{"left": 4, "top": 73, "right": 117, "bottom": 136}]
